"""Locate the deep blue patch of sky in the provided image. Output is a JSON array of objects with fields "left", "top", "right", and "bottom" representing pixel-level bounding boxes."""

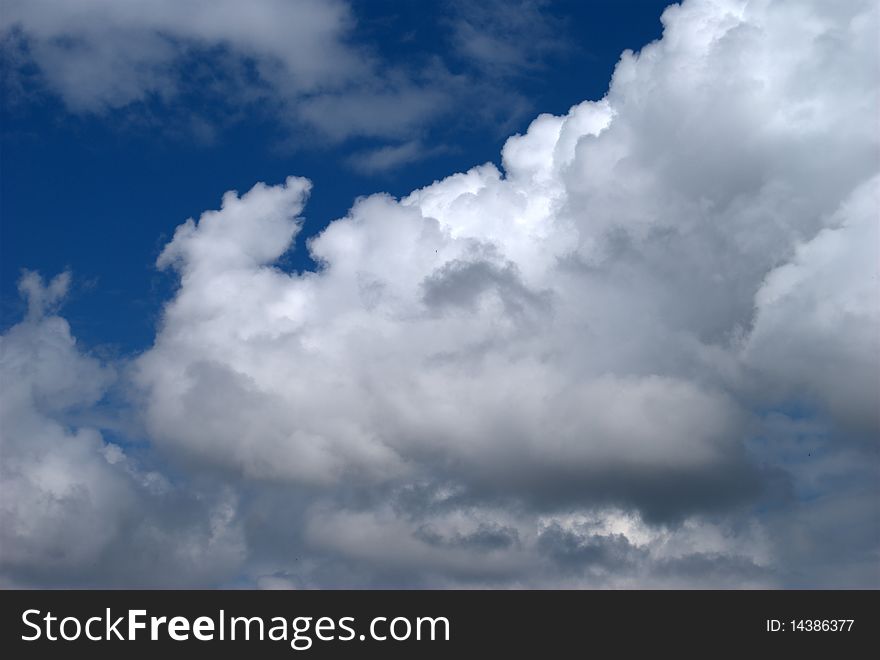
[{"left": 1, "top": 0, "right": 670, "bottom": 354}]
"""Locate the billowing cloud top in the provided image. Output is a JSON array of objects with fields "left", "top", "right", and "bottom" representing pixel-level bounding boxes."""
[{"left": 1, "top": 0, "right": 878, "bottom": 588}]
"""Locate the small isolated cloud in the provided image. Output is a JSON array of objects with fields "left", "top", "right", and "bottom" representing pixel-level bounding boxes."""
[
  {"left": 346, "top": 140, "right": 452, "bottom": 175},
  {"left": 346, "top": 141, "right": 423, "bottom": 174},
  {"left": 1, "top": 0, "right": 878, "bottom": 588}
]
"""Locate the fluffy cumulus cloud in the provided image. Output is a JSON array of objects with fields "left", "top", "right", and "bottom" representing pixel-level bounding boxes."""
[
  {"left": 0, "top": 273, "right": 245, "bottom": 587},
  {"left": 2, "top": 0, "right": 878, "bottom": 587}
]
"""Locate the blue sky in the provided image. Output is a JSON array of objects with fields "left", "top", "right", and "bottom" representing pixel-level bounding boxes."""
[
  {"left": 0, "top": 0, "right": 877, "bottom": 589},
  {"left": 1, "top": 0, "right": 669, "bottom": 353}
]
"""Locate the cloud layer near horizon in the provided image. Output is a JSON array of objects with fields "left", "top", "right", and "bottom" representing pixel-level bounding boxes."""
[{"left": 1, "top": 0, "right": 878, "bottom": 587}]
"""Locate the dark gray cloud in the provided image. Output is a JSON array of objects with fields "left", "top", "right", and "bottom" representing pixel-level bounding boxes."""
[{"left": 537, "top": 524, "right": 641, "bottom": 572}]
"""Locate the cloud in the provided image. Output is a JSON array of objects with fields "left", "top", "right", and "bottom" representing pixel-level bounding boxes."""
[
  {"left": 0, "top": 0, "right": 452, "bottom": 141},
  {"left": 302, "top": 503, "right": 773, "bottom": 587},
  {"left": 16, "top": 270, "right": 70, "bottom": 319},
  {"left": 0, "top": 0, "right": 558, "bottom": 143},
  {"left": 1, "top": 0, "right": 362, "bottom": 106},
  {"left": 346, "top": 140, "right": 451, "bottom": 175},
  {"left": 0, "top": 274, "right": 245, "bottom": 587},
  {"left": 137, "top": 172, "right": 763, "bottom": 521},
  {"left": 2, "top": 0, "right": 878, "bottom": 587},
  {"left": 448, "top": 0, "right": 567, "bottom": 75},
  {"left": 743, "top": 175, "right": 880, "bottom": 437}
]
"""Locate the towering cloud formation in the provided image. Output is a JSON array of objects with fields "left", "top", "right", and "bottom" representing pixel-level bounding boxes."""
[{"left": 2, "top": 0, "right": 878, "bottom": 587}]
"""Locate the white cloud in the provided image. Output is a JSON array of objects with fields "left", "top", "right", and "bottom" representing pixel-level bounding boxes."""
[
  {"left": 0, "top": 0, "right": 547, "bottom": 144},
  {"left": 3, "top": 0, "right": 878, "bottom": 587},
  {"left": 0, "top": 273, "right": 245, "bottom": 586},
  {"left": 138, "top": 0, "right": 877, "bottom": 492},
  {"left": 0, "top": 0, "right": 453, "bottom": 140},
  {"left": 346, "top": 140, "right": 450, "bottom": 175},
  {"left": 1, "top": 0, "right": 363, "bottom": 105}
]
